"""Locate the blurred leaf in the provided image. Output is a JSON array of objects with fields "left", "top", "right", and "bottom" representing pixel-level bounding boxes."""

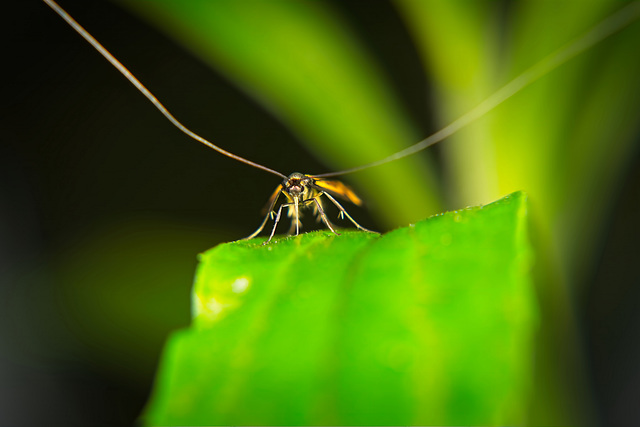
[
  {"left": 394, "top": 0, "right": 500, "bottom": 205},
  {"left": 143, "top": 191, "right": 536, "bottom": 425},
  {"left": 393, "top": 1, "right": 640, "bottom": 423},
  {"left": 119, "top": 0, "right": 442, "bottom": 227},
  {"left": 394, "top": 0, "right": 640, "bottom": 279},
  {"left": 53, "top": 217, "right": 224, "bottom": 381},
  {"left": 492, "top": 1, "right": 640, "bottom": 264}
]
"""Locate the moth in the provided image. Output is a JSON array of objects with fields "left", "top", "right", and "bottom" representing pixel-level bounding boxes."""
[{"left": 43, "top": 0, "right": 639, "bottom": 243}]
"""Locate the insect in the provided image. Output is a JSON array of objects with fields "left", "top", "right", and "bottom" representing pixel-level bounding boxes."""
[
  {"left": 245, "top": 172, "right": 372, "bottom": 242},
  {"left": 42, "top": 0, "right": 640, "bottom": 243}
]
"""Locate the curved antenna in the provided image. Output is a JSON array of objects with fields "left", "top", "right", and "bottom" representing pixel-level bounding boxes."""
[
  {"left": 43, "top": 0, "right": 287, "bottom": 180},
  {"left": 314, "top": 1, "right": 640, "bottom": 178}
]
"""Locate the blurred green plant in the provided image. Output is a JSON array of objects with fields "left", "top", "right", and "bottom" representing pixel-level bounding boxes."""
[
  {"left": 144, "top": 192, "right": 535, "bottom": 425},
  {"left": 117, "top": 0, "right": 640, "bottom": 424}
]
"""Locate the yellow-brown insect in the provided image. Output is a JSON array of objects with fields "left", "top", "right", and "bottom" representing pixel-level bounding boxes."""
[{"left": 246, "top": 173, "right": 373, "bottom": 242}]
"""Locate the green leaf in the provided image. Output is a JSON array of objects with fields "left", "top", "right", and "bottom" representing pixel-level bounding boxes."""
[{"left": 143, "top": 191, "right": 536, "bottom": 425}]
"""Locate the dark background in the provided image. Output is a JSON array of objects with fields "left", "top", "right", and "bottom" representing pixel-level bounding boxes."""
[{"left": 2, "top": 1, "right": 638, "bottom": 425}]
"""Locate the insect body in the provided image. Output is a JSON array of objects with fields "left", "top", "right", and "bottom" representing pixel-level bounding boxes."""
[{"left": 246, "top": 173, "right": 373, "bottom": 242}]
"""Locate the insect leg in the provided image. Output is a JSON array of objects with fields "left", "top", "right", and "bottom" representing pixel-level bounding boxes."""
[
  {"left": 322, "top": 193, "right": 377, "bottom": 233},
  {"left": 266, "top": 204, "right": 286, "bottom": 244},
  {"left": 285, "top": 202, "right": 302, "bottom": 235},
  {"left": 243, "top": 185, "right": 282, "bottom": 240},
  {"left": 313, "top": 197, "right": 340, "bottom": 236},
  {"left": 294, "top": 197, "right": 300, "bottom": 236},
  {"left": 243, "top": 210, "right": 273, "bottom": 240}
]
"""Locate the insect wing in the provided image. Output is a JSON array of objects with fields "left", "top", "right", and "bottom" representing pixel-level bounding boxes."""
[{"left": 312, "top": 178, "right": 363, "bottom": 206}]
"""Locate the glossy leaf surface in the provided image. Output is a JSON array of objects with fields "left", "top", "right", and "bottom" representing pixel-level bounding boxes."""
[{"left": 144, "top": 191, "right": 535, "bottom": 425}]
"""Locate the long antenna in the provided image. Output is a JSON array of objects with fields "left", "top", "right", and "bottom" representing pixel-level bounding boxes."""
[
  {"left": 43, "top": 0, "right": 287, "bottom": 180},
  {"left": 314, "top": 0, "right": 640, "bottom": 178}
]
